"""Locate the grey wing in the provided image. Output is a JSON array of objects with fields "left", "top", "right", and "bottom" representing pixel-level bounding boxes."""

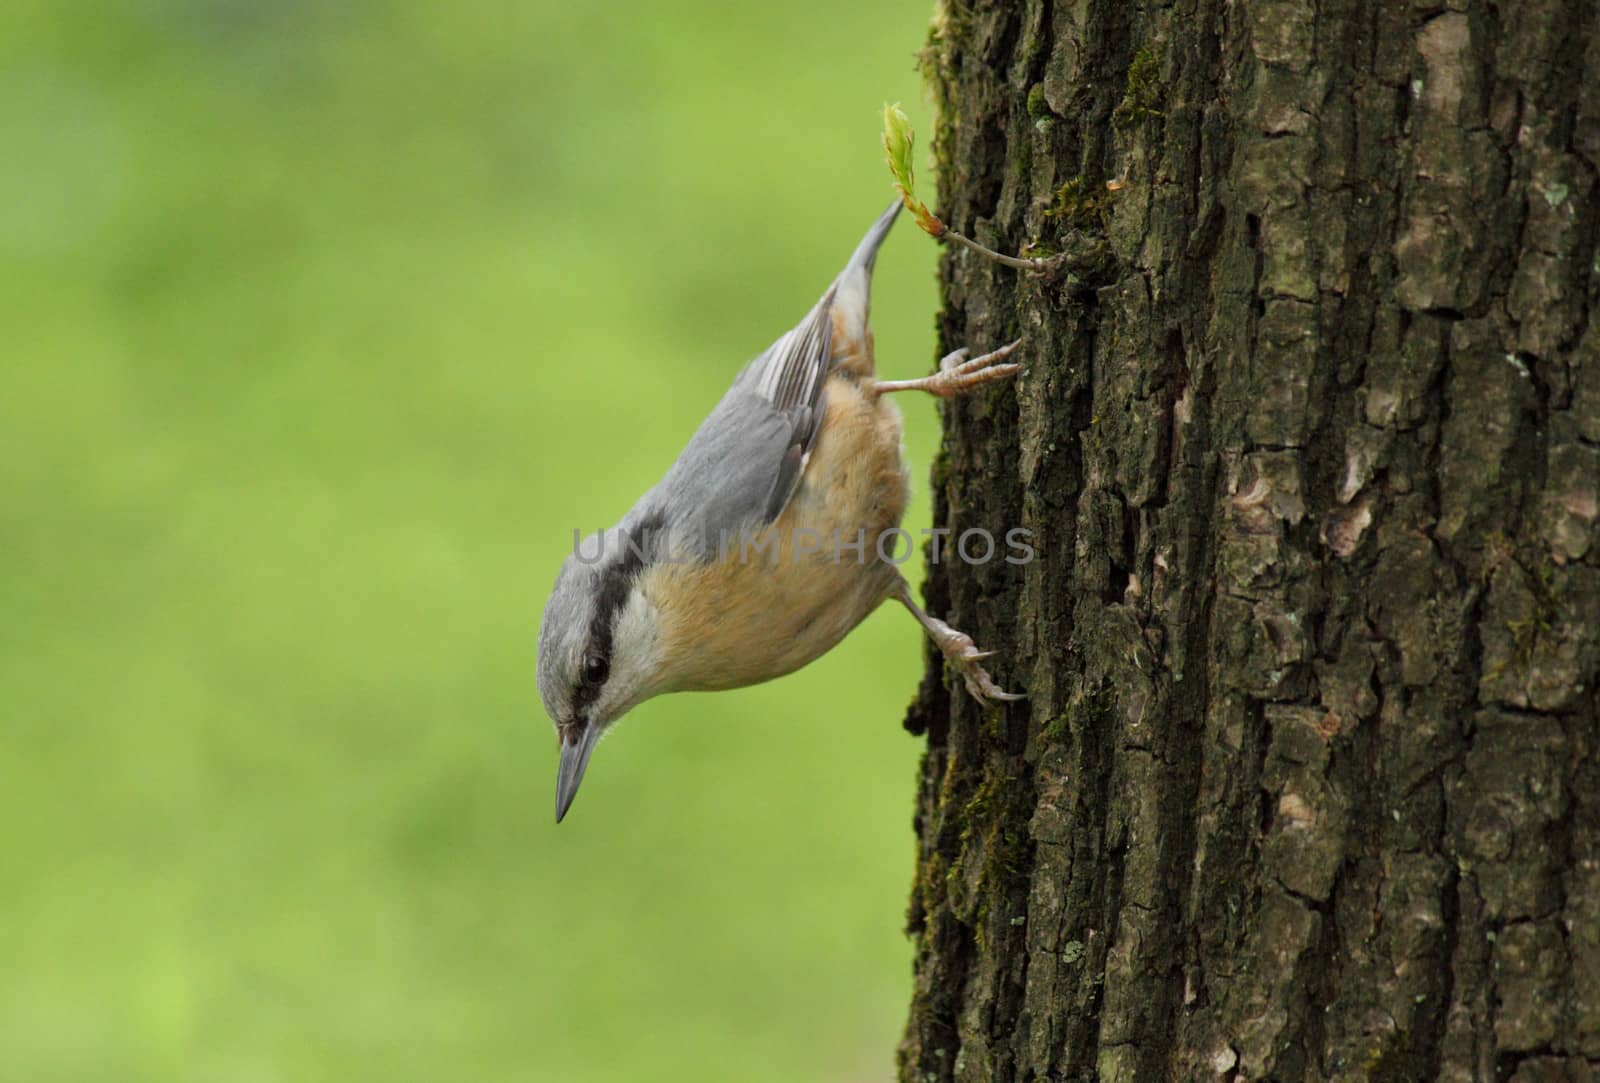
[
  {"left": 646, "top": 287, "right": 836, "bottom": 556},
  {"left": 746, "top": 283, "right": 837, "bottom": 520}
]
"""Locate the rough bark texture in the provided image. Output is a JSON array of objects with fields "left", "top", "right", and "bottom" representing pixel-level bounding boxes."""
[{"left": 899, "top": 1, "right": 1600, "bottom": 1080}]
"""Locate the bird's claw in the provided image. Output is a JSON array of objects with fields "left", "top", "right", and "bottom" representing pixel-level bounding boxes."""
[
  {"left": 942, "top": 632, "right": 1026, "bottom": 706},
  {"left": 930, "top": 339, "right": 1026, "bottom": 398},
  {"left": 938, "top": 346, "right": 971, "bottom": 372}
]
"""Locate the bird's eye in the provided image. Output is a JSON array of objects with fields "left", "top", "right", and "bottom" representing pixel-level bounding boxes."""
[{"left": 581, "top": 654, "right": 610, "bottom": 686}]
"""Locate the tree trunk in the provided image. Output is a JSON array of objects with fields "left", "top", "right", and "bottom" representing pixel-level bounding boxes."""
[{"left": 898, "top": 2, "right": 1600, "bottom": 1080}]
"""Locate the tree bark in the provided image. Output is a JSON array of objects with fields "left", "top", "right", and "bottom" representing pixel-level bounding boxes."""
[{"left": 899, "top": 2, "right": 1600, "bottom": 1080}]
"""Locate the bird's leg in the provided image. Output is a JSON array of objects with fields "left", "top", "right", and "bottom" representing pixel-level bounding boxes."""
[
  {"left": 871, "top": 339, "right": 1024, "bottom": 399},
  {"left": 891, "top": 576, "right": 1024, "bottom": 705}
]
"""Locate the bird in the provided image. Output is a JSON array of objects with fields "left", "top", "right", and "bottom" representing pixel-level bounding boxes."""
[{"left": 537, "top": 201, "right": 1024, "bottom": 822}]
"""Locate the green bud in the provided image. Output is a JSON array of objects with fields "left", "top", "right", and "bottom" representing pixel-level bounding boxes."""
[
  {"left": 881, "top": 103, "right": 946, "bottom": 238},
  {"left": 882, "top": 102, "right": 917, "bottom": 195}
]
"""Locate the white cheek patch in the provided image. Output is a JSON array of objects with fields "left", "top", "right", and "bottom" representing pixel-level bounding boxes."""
[{"left": 595, "top": 588, "right": 663, "bottom": 723}]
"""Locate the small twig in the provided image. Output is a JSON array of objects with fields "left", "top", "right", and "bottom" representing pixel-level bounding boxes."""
[{"left": 943, "top": 229, "right": 1054, "bottom": 273}]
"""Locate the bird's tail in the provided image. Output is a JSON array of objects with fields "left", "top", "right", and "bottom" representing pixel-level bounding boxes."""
[{"left": 829, "top": 200, "right": 902, "bottom": 377}]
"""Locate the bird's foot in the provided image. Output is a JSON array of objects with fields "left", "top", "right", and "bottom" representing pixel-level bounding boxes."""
[
  {"left": 934, "top": 626, "right": 1026, "bottom": 706},
  {"left": 929, "top": 338, "right": 1025, "bottom": 397},
  {"left": 873, "top": 339, "right": 1024, "bottom": 399}
]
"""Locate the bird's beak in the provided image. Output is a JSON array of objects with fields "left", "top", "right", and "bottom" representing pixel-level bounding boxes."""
[{"left": 555, "top": 723, "right": 601, "bottom": 824}]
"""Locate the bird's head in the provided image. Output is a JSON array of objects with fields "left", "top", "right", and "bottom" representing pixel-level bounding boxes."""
[{"left": 536, "top": 521, "right": 670, "bottom": 822}]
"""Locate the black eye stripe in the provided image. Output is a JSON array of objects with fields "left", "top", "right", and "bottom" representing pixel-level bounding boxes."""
[
  {"left": 569, "top": 511, "right": 663, "bottom": 720},
  {"left": 569, "top": 643, "right": 609, "bottom": 717}
]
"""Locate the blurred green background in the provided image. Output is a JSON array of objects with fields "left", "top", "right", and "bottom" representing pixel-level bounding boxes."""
[{"left": 0, "top": 2, "right": 944, "bottom": 1080}]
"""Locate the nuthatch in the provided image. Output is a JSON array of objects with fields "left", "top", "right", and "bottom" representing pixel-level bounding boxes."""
[{"left": 538, "top": 202, "right": 1024, "bottom": 822}]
